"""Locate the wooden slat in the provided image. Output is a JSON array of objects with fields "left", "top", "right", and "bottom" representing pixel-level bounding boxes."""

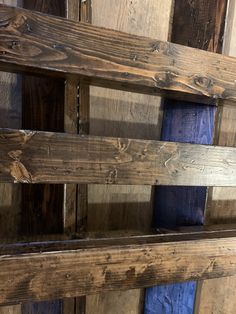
[
  {"left": 64, "top": 1, "right": 90, "bottom": 313},
  {"left": 145, "top": 1, "right": 228, "bottom": 313},
  {"left": 20, "top": 2, "right": 66, "bottom": 314},
  {"left": 87, "top": 1, "right": 172, "bottom": 312},
  {"left": 21, "top": 0, "right": 65, "bottom": 235},
  {"left": 0, "top": 1, "right": 22, "bottom": 314},
  {"left": 1, "top": 228, "right": 236, "bottom": 305},
  {"left": 1, "top": 128, "right": 236, "bottom": 186},
  {"left": 1, "top": 5, "right": 236, "bottom": 104},
  {"left": 0, "top": 4, "right": 22, "bottom": 239},
  {"left": 194, "top": 1, "right": 236, "bottom": 313}
]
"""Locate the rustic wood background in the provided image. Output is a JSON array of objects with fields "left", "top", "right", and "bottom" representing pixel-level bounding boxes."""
[{"left": 0, "top": 0, "right": 235, "bottom": 314}]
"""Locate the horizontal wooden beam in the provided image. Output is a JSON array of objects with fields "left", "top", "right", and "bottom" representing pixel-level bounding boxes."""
[
  {"left": 1, "top": 227, "right": 236, "bottom": 305},
  {"left": 0, "top": 5, "right": 236, "bottom": 104},
  {"left": 1, "top": 128, "right": 236, "bottom": 186}
]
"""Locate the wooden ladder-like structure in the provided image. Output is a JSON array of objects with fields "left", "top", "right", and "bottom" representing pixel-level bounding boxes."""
[{"left": 1, "top": 4, "right": 236, "bottom": 305}]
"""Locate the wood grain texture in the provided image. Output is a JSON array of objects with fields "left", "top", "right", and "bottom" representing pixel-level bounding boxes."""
[
  {"left": 1, "top": 229, "right": 236, "bottom": 305},
  {"left": 0, "top": 67, "right": 21, "bottom": 239},
  {"left": 63, "top": 33, "right": 79, "bottom": 235},
  {"left": 87, "top": 0, "right": 171, "bottom": 232},
  {"left": 145, "top": 1, "right": 228, "bottom": 314},
  {"left": 21, "top": 1, "right": 65, "bottom": 313},
  {"left": 87, "top": 2, "right": 172, "bottom": 312},
  {"left": 21, "top": 0, "right": 65, "bottom": 235},
  {"left": 195, "top": 1, "right": 236, "bottom": 313},
  {"left": 0, "top": 1, "right": 21, "bottom": 314},
  {"left": 172, "top": 0, "right": 227, "bottom": 53},
  {"left": 1, "top": 5, "right": 236, "bottom": 104},
  {"left": 64, "top": 1, "right": 89, "bottom": 313},
  {"left": 0, "top": 0, "right": 22, "bottom": 239},
  {"left": 0, "top": 5, "right": 21, "bottom": 314},
  {"left": 76, "top": 1, "right": 91, "bottom": 237},
  {"left": 2, "top": 128, "right": 236, "bottom": 186}
]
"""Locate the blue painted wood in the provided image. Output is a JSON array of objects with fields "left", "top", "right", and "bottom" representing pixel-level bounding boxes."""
[
  {"left": 21, "top": 300, "right": 63, "bottom": 314},
  {"left": 152, "top": 101, "right": 216, "bottom": 229},
  {"left": 143, "top": 0, "right": 228, "bottom": 311},
  {"left": 144, "top": 102, "right": 216, "bottom": 314},
  {"left": 145, "top": 282, "right": 196, "bottom": 314}
]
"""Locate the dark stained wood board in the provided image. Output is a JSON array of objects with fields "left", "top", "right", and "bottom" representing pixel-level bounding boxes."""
[
  {"left": 1, "top": 128, "right": 236, "bottom": 186},
  {"left": 144, "top": 1, "right": 228, "bottom": 314},
  {"left": 86, "top": 1, "right": 172, "bottom": 313},
  {"left": 63, "top": 1, "right": 91, "bottom": 313},
  {"left": 21, "top": 0, "right": 65, "bottom": 236},
  {"left": 21, "top": 1, "right": 66, "bottom": 313},
  {"left": 0, "top": 5, "right": 236, "bottom": 104},
  {"left": 0, "top": 0, "right": 22, "bottom": 313},
  {"left": 1, "top": 228, "right": 236, "bottom": 305},
  {"left": 195, "top": 1, "right": 236, "bottom": 313}
]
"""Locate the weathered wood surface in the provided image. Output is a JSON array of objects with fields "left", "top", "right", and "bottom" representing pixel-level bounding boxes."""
[
  {"left": 63, "top": 1, "right": 90, "bottom": 312},
  {"left": 87, "top": 1, "right": 172, "bottom": 312},
  {"left": 21, "top": 0, "right": 65, "bottom": 235},
  {"left": 0, "top": 1, "right": 22, "bottom": 314},
  {"left": 0, "top": 0, "right": 22, "bottom": 239},
  {"left": 63, "top": 0, "right": 82, "bottom": 235},
  {"left": 1, "top": 5, "right": 236, "bottom": 104},
  {"left": 1, "top": 229, "right": 236, "bottom": 305},
  {"left": 20, "top": 1, "right": 65, "bottom": 314},
  {"left": 195, "top": 1, "right": 236, "bottom": 313},
  {"left": 1, "top": 128, "right": 236, "bottom": 186},
  {"left": 0, "top": 1, "right": 23, "bottom": 314},
  {"left": 145, "top": 1, "right": 228, "bottom": 313}
]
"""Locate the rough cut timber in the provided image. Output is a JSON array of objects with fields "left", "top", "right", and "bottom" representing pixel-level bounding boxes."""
[
  {"left": 20, "top": 0, "right": 66, "bottom": 313},
  {"left": 0, "top": 0, "right": 22, "bottom": 313},
  {"left": 86, "top": 1, "right": 172, "bottom": 313},
  {"left": 145, "top": 1, "right": 228, "bottom": 313},
  {"left": 1, "top": 228, "right": 236, "bottom": 305},
  {"left": 1, "top": 5, "right": 236, "bottom": 104},
  {"left": 1, "top": 128, "right": 236, "bottom": 186}
]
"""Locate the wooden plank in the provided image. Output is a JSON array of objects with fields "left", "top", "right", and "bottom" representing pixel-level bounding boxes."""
[
  {"left": 63, "top": 76, "right": 79, "bottom": 234},
  {"left": 64, "top": 1, "right": 90, "bottom": 312},
  {"left": 87, "top": 2, "right": 172, "bottom": 312},
  {"left": 0, "top": 0, "right": 21, "bottom": 312},
  {"left": 2, "top": 128, "right": 236, "bottom": 186},
  {"left": 1, "top": 223, "right": 235, "bottom": 243},
  {"left": 145, "top": 1, "right": 228, "bottom": 313},
  {"left": 76, "top": 0, "right": 91, "bottom": 234},
  {"left": 1, "top": 229, "right": 236, "bottom": 305},
  {"left": 21, "top": 1, "right": 66, "bottom": 313},
  {"left": 0, "top": 306, "right": 21, "bottom": 314},
  {"left": 1, "top": 5, "right": 236, "bottom": 104},
  {"left": 21, "top": 0, "right": 64, "bottom": 234},
  {"left": 195, "top": 1, "right": 236, "bottom": 313}
]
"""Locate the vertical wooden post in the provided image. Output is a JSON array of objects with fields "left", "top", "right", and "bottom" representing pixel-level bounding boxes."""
[
  {"left": 63, "top": 1, "right": 91, "bottom": 313},
  {"left": 195, "top": 1, "right": 236, "bottom": 313},
  {"left": 21, "top": 1, "right": 66, "bottom": 313},
  {"left": 86, "top": 1, "right": 172, "bottom": 313},
  {"left": 144, "top": 0, "right": 228, "bottom": 313},
  {"left": 0, "top": 1, "right": 22, "bottom": 313}
]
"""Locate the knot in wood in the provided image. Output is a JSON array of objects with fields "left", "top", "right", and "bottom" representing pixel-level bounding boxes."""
[
  {"left": 154, "top": 71, "right": 178, "bottom": 88},
  {"left": 194, "top": 75, "right": 213, "bottom": 89}
]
